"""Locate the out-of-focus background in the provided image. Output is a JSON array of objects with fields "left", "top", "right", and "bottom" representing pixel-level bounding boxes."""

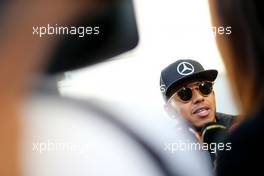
[{"left": 58, "top": 0, "right": 238, "bottom": 126}]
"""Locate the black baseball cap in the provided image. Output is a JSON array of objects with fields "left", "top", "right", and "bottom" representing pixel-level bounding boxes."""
[{"left": 160, "top": 59, "right": 218, "bottom": 101}]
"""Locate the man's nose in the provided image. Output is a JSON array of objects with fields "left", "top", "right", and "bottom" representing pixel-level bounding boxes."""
[{"left": 192, "top": 89, "right": 204, "bottom": 104}]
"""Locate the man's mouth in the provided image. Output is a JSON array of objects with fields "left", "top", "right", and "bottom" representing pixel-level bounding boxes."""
[{"left": 192, "top": 106, "right": 210, "bottom": 117}]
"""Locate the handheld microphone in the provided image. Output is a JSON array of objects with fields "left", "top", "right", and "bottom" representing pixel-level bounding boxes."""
[
  {"left": 201, "top": 122, "right": 229, "bottom": 159},
  {"left": 201, "top": 122, "right": 227, "bottom": 144}
]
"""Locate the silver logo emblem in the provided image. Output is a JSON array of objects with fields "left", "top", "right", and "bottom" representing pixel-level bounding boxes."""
[{"left": 177, "top": 62, "right": 194, "bottom": 75}]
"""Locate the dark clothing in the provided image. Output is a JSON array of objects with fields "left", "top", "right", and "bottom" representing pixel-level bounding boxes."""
[
  {"left": 215, "top": 112, "right": 236, "bottom": 129},
  {"left": 217, "top": 106, "right": 264, "bottom": 176}
]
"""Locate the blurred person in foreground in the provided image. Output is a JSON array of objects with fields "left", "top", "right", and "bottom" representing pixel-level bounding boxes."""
[
  {"left": 0, "top": 1, "right": 212, "bottom": 176},
  {"left": 208, "top": 0, "right": 264, "bottom": 175},
  {"left": 0, "top": 2, "right": 105, "bottom": 175}
]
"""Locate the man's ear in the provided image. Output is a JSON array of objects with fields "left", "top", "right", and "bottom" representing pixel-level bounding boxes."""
[
  {"left": 163, "top": 103, "right": 170, "bottom": 114},
  {"left": 164, "top": 103, "right": 178, "bottom": 119}
]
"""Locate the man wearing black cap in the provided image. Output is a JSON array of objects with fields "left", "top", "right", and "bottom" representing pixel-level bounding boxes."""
[{"left": 160, "top": 59, "right": 235, "bottom": 140}]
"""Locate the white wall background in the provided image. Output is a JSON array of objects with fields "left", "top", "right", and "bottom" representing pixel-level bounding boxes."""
[{"left": 58, "top": 0, "right": 238, "bottom": 123}]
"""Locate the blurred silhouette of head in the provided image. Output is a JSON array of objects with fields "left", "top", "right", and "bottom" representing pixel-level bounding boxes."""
[{"left": 209, "top": 0, "right": 264, "bottom": 116}]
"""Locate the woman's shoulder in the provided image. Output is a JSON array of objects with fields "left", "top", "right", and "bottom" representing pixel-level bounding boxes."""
[{"left": 217, "top": 105, "right": 264, "bottom": 175}]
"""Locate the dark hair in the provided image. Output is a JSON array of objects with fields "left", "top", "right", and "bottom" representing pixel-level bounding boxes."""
[{"left": 209, "top": 0, "right": 264, "bottom": 116}]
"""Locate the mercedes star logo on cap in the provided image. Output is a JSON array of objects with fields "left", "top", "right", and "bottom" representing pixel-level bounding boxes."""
[{"left": 177, "top": 62, "right": 194, "bottom": 75}]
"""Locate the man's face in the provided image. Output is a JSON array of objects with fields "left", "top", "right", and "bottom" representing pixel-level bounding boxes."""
[{"left": 167, "top": 81, "right": 216, "bottom": 128}]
